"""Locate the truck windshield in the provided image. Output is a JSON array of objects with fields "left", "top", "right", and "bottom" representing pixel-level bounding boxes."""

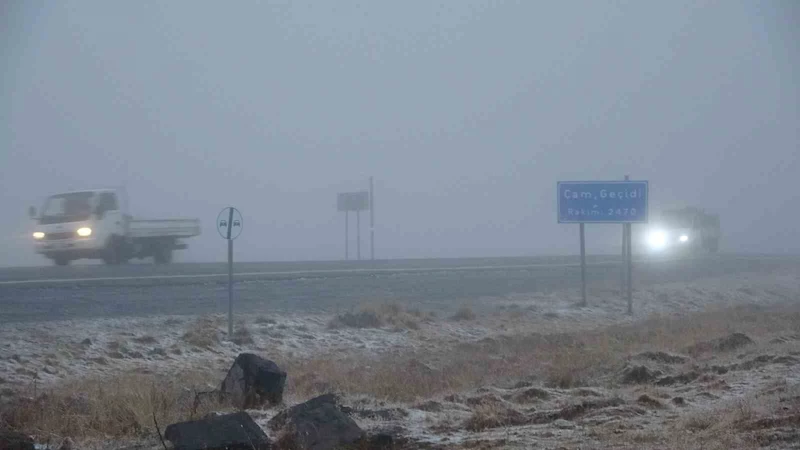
[
  {"left": 40, "top": 192, "right": 94, "bottom": 224},
  {"left": 661, "top": 214, "right": 693, "bottom": 228}
]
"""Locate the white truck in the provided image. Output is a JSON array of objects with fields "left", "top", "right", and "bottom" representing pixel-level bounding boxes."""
[{"left": 28, "top": 188, "right": 201, "bottom": 266}]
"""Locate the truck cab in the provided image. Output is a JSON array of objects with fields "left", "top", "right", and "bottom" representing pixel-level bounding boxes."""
[{"left": 30, "top": 189, "right": 200, "bottom": 266}]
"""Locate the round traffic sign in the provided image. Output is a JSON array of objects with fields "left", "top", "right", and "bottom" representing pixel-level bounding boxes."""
[{"left": 217, "top": 207, "right": 243, "bottom": 240}]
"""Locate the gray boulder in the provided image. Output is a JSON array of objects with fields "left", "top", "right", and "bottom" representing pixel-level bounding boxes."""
[
  {"left": 164, "top": 411, "right": 271, "bottom": 450},
  {"left": 269, "top": 394, "right": 364, "bottom": 450},
  {"left": 221, "top": 353, "right": 286, "bottom": 409},
  {"left": 0, "top": 431, "right": 35, "bottom": 450}
]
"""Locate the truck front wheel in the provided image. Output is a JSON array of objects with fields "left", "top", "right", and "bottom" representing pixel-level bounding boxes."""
[
  {"left": 154, "top": 245, "right": 173, "bottom": 264},
  {"left": 53, "top": 256, "right": 71, "bottom": 266},
  {"left": 102, "top": 236, "right": 129, "bottom": 265}
]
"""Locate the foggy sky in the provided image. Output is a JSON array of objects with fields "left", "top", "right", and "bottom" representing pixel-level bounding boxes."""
[{"left": 2, "top": 0, "right": 798, "bottom": 266}]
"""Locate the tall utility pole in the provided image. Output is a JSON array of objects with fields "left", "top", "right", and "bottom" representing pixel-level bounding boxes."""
[{"left": 369, "top": 176, "right": 375, "bottom": 261}]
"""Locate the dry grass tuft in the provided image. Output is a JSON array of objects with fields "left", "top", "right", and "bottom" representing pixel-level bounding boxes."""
[
  {"left": 464, "top": 404, "right": 526, "bottom": 431},
  {"left": 328, "top": 303, "right": 425, "bottom": 330},
  {"left": 0, "top": 371, "right": 223, "bottom": 442},
  {"left": 181, "top": 316, "right": 221, "bottom": 349},
  {"left": 231, "top": 322, "right": 254, "bottom": 346},
  {"left": 290, "top": 302, "right": 800, "bottom": 402}
]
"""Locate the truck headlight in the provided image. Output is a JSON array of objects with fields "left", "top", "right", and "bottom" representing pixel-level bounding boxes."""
[
  {"left": 33, "top": 232, "right": 45, "bottom": 240},
  {"left": 647, "top": 230, "right": 667, "bottom": 249},
  {"left": 679, "top": 235, "right": 689, "bottom": 243},
  {"left": 77, "top": 227, "right": 92, "bottom": 237}
]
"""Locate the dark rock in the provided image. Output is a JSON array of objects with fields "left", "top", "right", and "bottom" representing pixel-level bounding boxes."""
[
  {"left": 90, "top": 356, "right": 109, "bottom": 365},
  {"left": 688, "top": 332, "right": 754, "bottom": 356},
  {"left": 773, "top": 355, "right": 799, "bottom": 365},
  {"left": 672, "top": 396, "right": 687, "bottom": 406},
  {"left": 711, "top": 365, "right": 729, "bottom": 374},
  {"left": 80, "top": 338, "right": 92, "bottom": 346},
  {"left": 58, "top": 437, "right": 75, "bottom": 450},
  {"left": 656, "top": 371, "right": 700, "bottom": 386},
  {"left": 715, "top": 333, "right": 754, "bottom": 352},
  {"left": 149, "top": 347, "right": 167, "bottom": 357},
  {"left": 220, "top": 353, "right": 286, "bottom": 409},
  {"left": 621, "top": 365, "right": 659, "bottom": 384},
  {"left": 164, "top": 411, "right": 270, "bottom": 450},
  {"left": 513, "top": 387, "right": 552, "bottom": 403},
  {"left": 636, "top": 394, "right": 664, "bottom": 409},
  {"left": 0, "top": 431, "right": 35, "bottom": 450},
  {"left": 268, "top": 394, "right": 364, "bottom": 450},
  {"left": 352, "top": 408, "right": 408, "bottom": 421},
  {"left": 414, "top": 400, "right": 444, "bottom": 412},
  {"left": 635, "top": 351, "right": 688, "bottom": 364}
]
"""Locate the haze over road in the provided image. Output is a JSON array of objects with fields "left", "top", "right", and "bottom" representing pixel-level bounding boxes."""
[{"left": 1, "top": 254, "right": 796, "bottom": 323}]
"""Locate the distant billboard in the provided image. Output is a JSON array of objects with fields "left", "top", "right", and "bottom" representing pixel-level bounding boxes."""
[{"left": 337, "top": 191, "right": 370, "bottom": 212}]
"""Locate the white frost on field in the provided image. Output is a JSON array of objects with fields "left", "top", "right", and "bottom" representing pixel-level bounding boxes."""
[{"left": 1, "top": 270, "right": 798, "bottom": 390}]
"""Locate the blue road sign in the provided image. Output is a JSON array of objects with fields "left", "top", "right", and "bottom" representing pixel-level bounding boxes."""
[{"left": 557, "top": 181, "right": 649, "bottom": 223}]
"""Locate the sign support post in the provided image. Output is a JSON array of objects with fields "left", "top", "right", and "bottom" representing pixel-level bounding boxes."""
[
  {"left": 579, "top": 222, "right": 587, "bottom": 307},
  {"left": 337, "top": 190, "right": 370, "bottom": 261},
  {"left": 621, "top": 175, "right": 629, "bottom": 296},
  {"left": 626, "top": 222, "right": 633, "bottom": 314},
  {"left": 228, "top": 238, "right": 233, "bottom": 336},
  {"left": 557, "top": 180, "right": 648, "bottom": 311},
  {"left": 217, "top": 207, "right": 243, "bottom": 339}
]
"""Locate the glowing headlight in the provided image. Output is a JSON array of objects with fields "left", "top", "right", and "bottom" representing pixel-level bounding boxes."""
[
  {"left": 33, "top": 232, "right": 45, "bottom": 240},
  {"left": 76, "top": 227, "right": 92, "bottom": 237},
  {"left": 679, "top": 235, "right": 689, "bottom": 243},
  {"left": 647, "top": 230, "right": 667, "bottom": 249}
]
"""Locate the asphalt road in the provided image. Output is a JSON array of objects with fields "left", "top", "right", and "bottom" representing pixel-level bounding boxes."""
[{"left": 0, "top": 254, "right": 797, "bottom": 323}]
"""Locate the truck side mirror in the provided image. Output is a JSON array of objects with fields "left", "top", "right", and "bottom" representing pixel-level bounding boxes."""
[{"left": 28, "top": 206, "right": 37, "bottom": 219}]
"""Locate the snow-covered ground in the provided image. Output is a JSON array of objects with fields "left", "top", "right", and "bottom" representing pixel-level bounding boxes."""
[
  {"left": 1, "top": 270, "right": 798, "bottom": 389},
  {"left": 2, "top": 268, "right": 799, "bottom": 449}
]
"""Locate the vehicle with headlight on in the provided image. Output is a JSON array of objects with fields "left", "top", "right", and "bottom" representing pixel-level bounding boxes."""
[
  {"left": 28, "top": 189, "right": 201, "bottom": 266},
  {"left": 641, "top": 206, "right": 720, "bottom": 255}
]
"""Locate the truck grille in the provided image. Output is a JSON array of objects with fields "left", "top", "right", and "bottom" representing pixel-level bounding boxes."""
[{"left": 45, "top": 232, "right": 75, "bottom": 240}]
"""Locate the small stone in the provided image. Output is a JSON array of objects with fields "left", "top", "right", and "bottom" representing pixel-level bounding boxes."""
[{"left": 553, "top": 419, "right": 575, "bottom": 429}]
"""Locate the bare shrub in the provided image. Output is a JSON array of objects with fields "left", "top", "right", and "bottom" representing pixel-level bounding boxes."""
[
  {"left": 451, "top": 306, "right": 476, "bottom": 321},
  {"left": 254, "top": 316, "right": 276, "bottom": 325},
  {"left": 327, "top": 303, "right": 423, "bottom": 330},
  {"left": 231, "top": 322, "right": 255, "bottom": 346}
]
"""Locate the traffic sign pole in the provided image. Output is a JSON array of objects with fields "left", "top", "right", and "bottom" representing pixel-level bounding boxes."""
[
  {"left": 228, "top": 238, "right": 233, "bottom": 336},
  {"left": 217, "top": 207, "right": 243, "bottom": 340}
]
